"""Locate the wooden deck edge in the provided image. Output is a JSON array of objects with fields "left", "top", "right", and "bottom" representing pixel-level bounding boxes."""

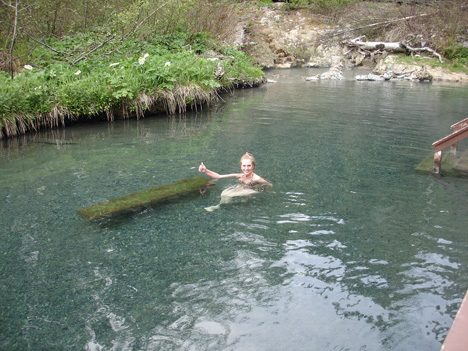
[
  {"left": 432, "top": 126, "right": 468, "bottom": 151},
  {"left": 451, "top": 117, "right": 468, "bottom": 132},
  {"left": 441, "top": 289, "right": 468, "bottom": 351}
]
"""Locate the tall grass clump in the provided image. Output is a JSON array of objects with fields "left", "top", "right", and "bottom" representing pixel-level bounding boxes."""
[{"left": 444, "top": 44, "right": 468, "bottom": 66}]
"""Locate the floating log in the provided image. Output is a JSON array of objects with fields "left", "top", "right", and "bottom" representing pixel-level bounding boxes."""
[{"left": 77, "top": 177, "right": 211, "bottom": 220}]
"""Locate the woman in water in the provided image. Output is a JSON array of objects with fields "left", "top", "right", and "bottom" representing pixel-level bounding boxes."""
[{"left": 198, "top": 152, "right": 272, "bottom": 211}]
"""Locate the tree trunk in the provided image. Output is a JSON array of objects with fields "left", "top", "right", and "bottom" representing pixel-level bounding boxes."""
[
  {"left": 345, "top": 39, "right": 407, "bottom": 52},
  {"left": 9, "top": 0, "right": 19, "bottom": 79},
  {"left": 84, "top": 0, "right": 88, "bottom": 30}
]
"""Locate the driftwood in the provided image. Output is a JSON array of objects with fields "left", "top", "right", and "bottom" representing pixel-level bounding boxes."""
[
  {"left": 400, "top": 41, "right": 443, "bottom": 63},
  {"left": 344, "top": 38, "right": 443, "bottom": 62}
]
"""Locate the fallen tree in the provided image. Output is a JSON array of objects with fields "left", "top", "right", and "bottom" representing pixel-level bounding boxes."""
[{"left": 343, "top": 37, "right": 443, "bottom": 62}]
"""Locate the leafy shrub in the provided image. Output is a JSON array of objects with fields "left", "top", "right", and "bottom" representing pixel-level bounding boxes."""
[{"left": 443, "top": 44, "right": 468, "bottom": 66}]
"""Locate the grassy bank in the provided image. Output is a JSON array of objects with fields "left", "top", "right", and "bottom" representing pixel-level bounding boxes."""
[{"left": 0, "top": 34, "right": 264, "bottom": 139}]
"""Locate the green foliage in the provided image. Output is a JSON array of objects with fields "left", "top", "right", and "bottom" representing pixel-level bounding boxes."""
[
  {"left": 443, "top": 43, "right": 468, "bottom": 66},
  {"left": 0, "top": 33, "right": 264, "bottom": 135},
  {"left": 254, "top": 0, "right": 274, "bottom": 7}
]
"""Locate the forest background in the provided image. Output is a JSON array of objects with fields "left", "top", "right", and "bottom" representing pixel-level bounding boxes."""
[{"left": 1, "top": 0, "right": 467, "bottom": 139}]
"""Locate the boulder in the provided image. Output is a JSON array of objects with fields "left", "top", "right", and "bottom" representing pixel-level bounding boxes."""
[{"left": 356, "top": 73, "right": 385, "bottom": 81}]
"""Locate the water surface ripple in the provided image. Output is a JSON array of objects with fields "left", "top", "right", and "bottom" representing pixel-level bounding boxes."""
[{"left": 1, "top": 69, "right": 468, "bottom": 350}]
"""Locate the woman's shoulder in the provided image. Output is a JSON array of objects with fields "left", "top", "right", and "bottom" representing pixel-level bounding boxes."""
[
  {"left": 253, "top": 174, "right": 272, "bottom": 187},
  {"left": 252, "top": 174, "right": 265, "bottom": 182}
]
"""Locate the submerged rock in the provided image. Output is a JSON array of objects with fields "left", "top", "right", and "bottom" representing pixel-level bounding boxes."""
[
  {"left": 306, "top": 64, "right": 344, "bottom": 81},
  {"left": 356, "top": 74, "right": 385, "bottom": 81},
  {"left": 415, "top": 150, "right": 468, "bottom": 177},
  {"left": 319, "top": 70, "right": 345, "bottom": 80},
  {"left": 355, "top": 67, "right": 433, "bottom": 82}
]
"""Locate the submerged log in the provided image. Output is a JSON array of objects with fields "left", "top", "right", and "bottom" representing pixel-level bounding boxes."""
[{"left": 77, "top": 177, "right": 212, "bottom": 220}]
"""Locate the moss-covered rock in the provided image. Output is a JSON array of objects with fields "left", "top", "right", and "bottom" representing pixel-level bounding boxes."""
[{"left": 416, "top": 150, "right": 468, "bottom": 177}]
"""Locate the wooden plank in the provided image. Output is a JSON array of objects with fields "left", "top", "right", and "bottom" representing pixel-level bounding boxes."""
[
  {"left": 441, "top": 290, "right": 468, "bottom": 351},
  {"left": 77, "top": 177, "right": 211, "bottom": 220},
  {"left": 433, "top": 127, "right": 468, "bottom": 152},
  {"left": 451, "top": 117, "right": 468, "bottom": 132}
]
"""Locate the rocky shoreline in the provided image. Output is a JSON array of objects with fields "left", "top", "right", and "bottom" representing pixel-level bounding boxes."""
[{"left": 239, "top": 4, "right": 468, "bottom": 83}]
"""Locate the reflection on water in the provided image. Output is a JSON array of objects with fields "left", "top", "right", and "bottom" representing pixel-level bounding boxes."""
[{"left": 1, "top": 69, "right": 468, "bottom": 350}]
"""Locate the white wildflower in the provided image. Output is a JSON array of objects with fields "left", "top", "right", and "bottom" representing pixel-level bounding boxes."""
[
  {"left": 75, "top": 70, "right": 81, "bottom": 75},
  {"left": 109, "top": 62, "right": 120, "bottom": 67},
  {"left": 49, "top": 70, "right": 56, "bottom": 77},
  {"left": 24, "top": 65, "right": 33, "bottom": 71},
  {"left": 165, "top": 61, "right": 171, "bottom": 67},
  {"left": 139, "top": 53, "right": 149, "bottom": 65}
]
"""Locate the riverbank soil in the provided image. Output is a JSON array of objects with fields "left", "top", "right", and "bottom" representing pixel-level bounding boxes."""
[{"left": 236, "top": 2, "right": 468, "bottom": 82}]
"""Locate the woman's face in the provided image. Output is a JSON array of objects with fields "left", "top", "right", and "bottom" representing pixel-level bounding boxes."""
[{"left": 240, "top": 159, "right": 254, "bottom": 176}]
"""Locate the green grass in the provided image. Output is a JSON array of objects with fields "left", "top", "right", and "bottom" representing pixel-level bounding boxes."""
[
  {"left": 393, "top": 54, "right": 468, "bottom": 74},
  {"left": 0, "top": 33, "right": 265, "bottom": 138}
]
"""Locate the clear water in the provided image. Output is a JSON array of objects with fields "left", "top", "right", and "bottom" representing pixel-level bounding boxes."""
[{"left": 1, "top": 68, "right": 468, "bottom": 351}]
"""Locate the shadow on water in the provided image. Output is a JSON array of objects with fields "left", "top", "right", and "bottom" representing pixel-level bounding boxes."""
[{"left": 1, "top": 69, "right": 468, "bottom": 350}]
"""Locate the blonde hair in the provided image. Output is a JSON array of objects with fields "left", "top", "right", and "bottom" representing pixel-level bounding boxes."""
[{"left": 240, "top": 152, "right": 256, "bottom": 169}]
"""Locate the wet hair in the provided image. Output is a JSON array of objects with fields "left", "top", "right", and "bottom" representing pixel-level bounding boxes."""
[{"left": 240, "top": 152, "right": 256, "bottom": 169}]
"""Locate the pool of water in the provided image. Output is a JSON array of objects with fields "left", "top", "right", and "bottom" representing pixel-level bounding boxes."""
[{"left": 1, "top": 68, "right": 468, "bottom": 350}]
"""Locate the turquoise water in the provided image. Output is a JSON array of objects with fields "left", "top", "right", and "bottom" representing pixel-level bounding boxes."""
[{"left": 1, "top": 68, "right": 468, "bottom": 350}]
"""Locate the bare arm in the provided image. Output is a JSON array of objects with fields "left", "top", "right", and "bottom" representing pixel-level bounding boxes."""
[
  {"left": 254, "top": 174, "right": 273, "bottom": 188},
  {"left": 199, "top": 162, "right": 241, "bottom": 180}
]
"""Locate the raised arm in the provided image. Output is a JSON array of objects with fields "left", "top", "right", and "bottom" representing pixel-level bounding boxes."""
[{"left": 198, "top": 162, "right": 240, "bottom": 180}]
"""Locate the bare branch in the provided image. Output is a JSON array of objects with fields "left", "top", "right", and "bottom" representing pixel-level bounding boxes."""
[
  {"left": 121, "top": 2, "right": 168, "bottom": 40},
  {"left": 71, "top": 34, "right": 116, "bottom": 66},
  {"left": 401, "top": 41, "right": 443, "bottom": 63},
  {"left": 0, "top": 0, "right": 14, "bottom": 8},
  {"left": 26, "top": 34, "right": 68, "bottom": 55},
  {"left": 326, "top": 13, "right": 429, "bottom": 39}
]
